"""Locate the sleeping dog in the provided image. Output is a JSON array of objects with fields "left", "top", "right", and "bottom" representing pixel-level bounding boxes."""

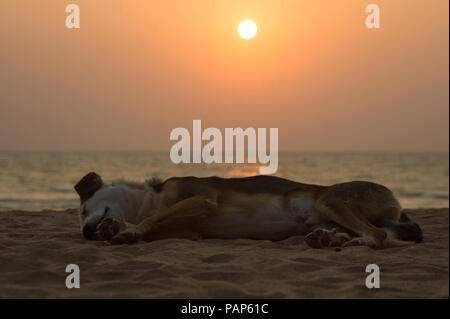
[{"left": 75, "top": 172, "right": 422, "bottom": 248}]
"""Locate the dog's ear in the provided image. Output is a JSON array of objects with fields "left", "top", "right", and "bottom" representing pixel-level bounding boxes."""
[{"left": 74, "top": 172, "right": 103, "bottom": 202}]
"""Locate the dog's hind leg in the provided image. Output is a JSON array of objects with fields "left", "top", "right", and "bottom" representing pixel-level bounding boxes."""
[
  {"left": 372, "top": 212, "right": 423, "bottom": 248},
  {"left": 315, "top": 201, "right": 387, "bottom": 249},
  {"left": 109, "top": 195, "right": 218, "bottom": 244}
]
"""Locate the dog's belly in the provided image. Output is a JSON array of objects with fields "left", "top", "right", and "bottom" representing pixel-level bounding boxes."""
[{"left": 199, "top": 194, "right": 317, "bottom": 240}]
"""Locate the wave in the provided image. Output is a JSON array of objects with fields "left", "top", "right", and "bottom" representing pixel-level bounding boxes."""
[
  {"left": 432, "top": 194, "right": 449, "bottom": 200},
  {"left": 48, "top": 188, "right": 74, "bottom": 194},
  {"left": 0, "top": 197, "right": 77, "bottom": 205},
  {"left": 0, "top": 197, "right": 79, "bottom": 212},
  {"left": 396, "top": 191, "right": 425, "bottom": 198}
]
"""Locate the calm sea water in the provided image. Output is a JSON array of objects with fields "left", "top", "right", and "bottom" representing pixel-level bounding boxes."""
[{"left": 0, "top": 151, "right": 448, "bottom": 211}]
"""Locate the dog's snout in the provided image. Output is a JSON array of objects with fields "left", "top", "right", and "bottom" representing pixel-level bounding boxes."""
[{"left": 82, "top": 223, "right": 97, "bottom": 240}]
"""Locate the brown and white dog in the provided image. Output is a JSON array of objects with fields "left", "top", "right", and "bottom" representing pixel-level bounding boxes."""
[{"left": 75, "top": 172, "right": 422, "bottom": 249}]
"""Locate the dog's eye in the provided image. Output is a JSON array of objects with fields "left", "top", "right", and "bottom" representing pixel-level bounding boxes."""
[{"left": 104, "top": 206, "right": 110, "bottom": 214}]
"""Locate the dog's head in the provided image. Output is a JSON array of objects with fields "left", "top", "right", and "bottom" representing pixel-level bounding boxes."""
[{"left": 74, "top": 172, "right": 127, "bottom": 240}]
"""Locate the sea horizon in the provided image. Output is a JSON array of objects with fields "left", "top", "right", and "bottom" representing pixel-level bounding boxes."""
[{"left": 0, "top": 151, "right": 448, "bottom": 211}]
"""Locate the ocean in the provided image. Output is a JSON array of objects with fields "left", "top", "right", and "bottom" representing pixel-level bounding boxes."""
[{"left": 0, "top": 151, "right": 448, "bottom": 211}]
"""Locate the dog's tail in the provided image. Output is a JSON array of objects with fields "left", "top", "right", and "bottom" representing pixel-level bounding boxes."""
[{"left": 375, "top": 211, "right": 423, "bottom": 243}]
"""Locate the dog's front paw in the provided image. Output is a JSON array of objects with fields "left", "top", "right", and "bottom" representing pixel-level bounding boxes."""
[
  {"left": 96, "top": 218, "right": 122, "bottom": 240},
  {"left": 109, "top": 227, "right": 143, "bottom": 245}
]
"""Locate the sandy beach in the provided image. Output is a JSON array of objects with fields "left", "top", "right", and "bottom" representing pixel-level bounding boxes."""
[{"left": 0, "top": 208, "right": 447, "bottom": 298}]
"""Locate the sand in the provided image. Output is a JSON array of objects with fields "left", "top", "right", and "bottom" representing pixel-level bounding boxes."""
[{"left": 0, "top": 208, "right": 447, "bottom": 298}]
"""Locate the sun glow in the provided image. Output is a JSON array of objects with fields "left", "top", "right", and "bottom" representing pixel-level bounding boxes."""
[{"left": 238, "top": 20, "right": 257, "bottom": 39}]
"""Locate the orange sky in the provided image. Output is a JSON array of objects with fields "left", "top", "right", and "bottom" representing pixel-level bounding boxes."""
[{"left": 0, "top": 0, "right": 448, "bottom": 151}]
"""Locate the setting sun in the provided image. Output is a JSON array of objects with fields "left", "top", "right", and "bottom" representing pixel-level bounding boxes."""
[{"left": 238, "top": 20, "right": 257, "bottom": 39}]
